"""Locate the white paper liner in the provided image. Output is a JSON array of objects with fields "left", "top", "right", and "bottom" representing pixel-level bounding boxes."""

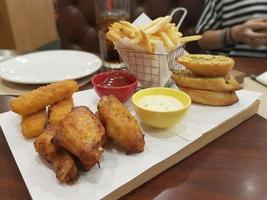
[{"left": 0, "top": 89, "right": 262, "bottom": 200}]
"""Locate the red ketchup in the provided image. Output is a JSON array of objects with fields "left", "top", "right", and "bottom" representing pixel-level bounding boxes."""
[{"left": 100, "top": 74, "right": 132, "bottom": 87}]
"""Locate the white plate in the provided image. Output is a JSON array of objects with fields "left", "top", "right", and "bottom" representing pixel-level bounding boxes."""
[
  {"left": 0, "top": 75, "right": 93, "bottom": 96},
  {"left": 0, "top": 50, "right": 102, "bottom": 84}
]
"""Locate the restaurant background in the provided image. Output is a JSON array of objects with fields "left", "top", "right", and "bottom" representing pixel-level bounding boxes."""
[{"left": 0, "top": 0, "right": 205, "bottom": 53}]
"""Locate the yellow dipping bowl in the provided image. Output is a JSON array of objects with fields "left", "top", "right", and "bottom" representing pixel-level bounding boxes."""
[{"left": 132, "top": 87, "right": 191, "bottom": 128}]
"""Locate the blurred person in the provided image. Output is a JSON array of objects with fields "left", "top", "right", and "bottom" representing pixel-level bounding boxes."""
[{"left": 195, "top": 0, "right": 267, "bottom": 58}]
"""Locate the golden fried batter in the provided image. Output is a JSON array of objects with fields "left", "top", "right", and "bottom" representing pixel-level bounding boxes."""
[
  {"left": 34, "top": 127, "right": 78, "bottom": 184},
  {"left": 171, "top": 70, "right": 242, "bottom": 92},
  {"left": 21, "top": 109, "right": 47, "bottom": 138},
  {"left": 53, "top": 106, "right": 105, "bottom": 171},
  {"left": 10, "top": 80, "right": 78, "bottom": 116},
  {"left": 179, "top": 87, "right": 239, "bottom": 106},
  {"left": 97, "top": 95, "right": 145, "bottom": 154},
  {"left": 48, "top": 97, "right": 74, "bottom": 126}
]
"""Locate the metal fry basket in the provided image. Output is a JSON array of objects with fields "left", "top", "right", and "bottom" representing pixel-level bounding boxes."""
[
  {"left": 117, "top": 46, "right": 185, "bottom": 88},
  {"left": 116, "top": 7, "right": 187, "bottom": 88}
]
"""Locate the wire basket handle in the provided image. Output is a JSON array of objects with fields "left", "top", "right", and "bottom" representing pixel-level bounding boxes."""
[{"left": 170, "top": 7, "right": 187, "bottom": 28}]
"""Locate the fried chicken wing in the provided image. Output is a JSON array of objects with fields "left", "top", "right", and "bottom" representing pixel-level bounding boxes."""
[
  {"left": 21, "top": 109, "right": 47, "bottom": 138},
  {"left": 97, "top": 95, "right": 145, "bottom": 154},
  {"left": 34, "top": 127, "right": 78, "bottom": 184},
  {"left": 10, "top": 80, "right": 78, "bottom": 116},
  {"left": 48, "top": 97, "right": 74, "bottom": 126},
  {"left": 53, "top": 106, "right": 105, "bottom": 171}
]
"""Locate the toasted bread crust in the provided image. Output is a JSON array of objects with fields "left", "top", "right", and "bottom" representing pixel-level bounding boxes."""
[
  {"left": 179, "top": 87, "right": 239, "bottom": 106},
  {"left": 171, "top": 70, "right": 242, "bottom": 92},
  {"left": 177, "top": 54, "right": 234, "bottom": 77}
]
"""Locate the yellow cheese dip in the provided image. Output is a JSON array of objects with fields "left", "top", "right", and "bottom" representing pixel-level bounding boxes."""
[{"left": 138, "top": 95, "right": 184, "bottom": 112}]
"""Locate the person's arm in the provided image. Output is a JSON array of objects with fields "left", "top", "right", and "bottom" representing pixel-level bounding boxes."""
[
  {"left": 198, "top": 30, "right": 224, "bottom": 49},
  {"left": 198, "top": 18, "right": 267, "bottom": 50}
]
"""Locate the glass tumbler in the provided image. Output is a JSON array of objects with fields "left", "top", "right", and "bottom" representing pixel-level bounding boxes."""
[{"left": 94, "top": 0, "right": 130, "bottom": 69}]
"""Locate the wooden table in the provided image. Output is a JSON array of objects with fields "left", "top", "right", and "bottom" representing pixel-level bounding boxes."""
[{"left": 0, "top": 57, "right": 267, "bottom": 200}]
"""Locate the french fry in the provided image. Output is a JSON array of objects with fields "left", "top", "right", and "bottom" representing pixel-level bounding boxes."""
[
  {"left": 137, "top": 17, "right": 163, "bottom": 30},
  {"left": 107, "top": 30, "right": 123, "bottom": 41},
  {"left": 106, "top": 32, "right": 114, "bottom": 41},
  {"left": 119, "top": 21, "right": 136, "bottom": 30},
  {"left": 112, "top": 22, "right": 135, "bottom": 38},
  {"left": 166, "top": 28, "right": 178, "bottom": 45},
  {"left": 140, "top": 30, "right": 153, "bottom": 53},
  {"left": 175, "top": 30, "right": 183, "bottom": 38},
  {"left": 130, "top": 30, "right": 143, "bottom": 44},
  {"left": 178, "top": 35, "right": 202, "bottom": 44},
  {"left": 162, "top": 23, "right": 175, "bottom": 31},
  {"left": 145, "top": 16, "right": 172, "bottom": 34},
  {"left": 158, "top": 31, "right": 176, "bottom": 50},
  {"left": 150, "top": 35, "right": 161, "bottom": 40},
  {"left": 109, "top": 24, "right": 124, "bottom": 36}
]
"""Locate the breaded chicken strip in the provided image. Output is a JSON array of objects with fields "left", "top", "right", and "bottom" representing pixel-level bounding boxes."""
[
  {"left": 10, "top": 80, "right": 78, "bottom": 116},
  {"left": 48, "top": 97, "right": 74, "bottom": 126},
  {"left": 53, "top": 106, "right": 105, "bottom": 171},
  {"left": 34, "top": 127, "right": 78, "bottom": 184},
  {"left": 21, "top": 109, "right": 47, "bottom": 138},
  {"left": 97, "top": 95, "right": 145, "bottom": 154}
]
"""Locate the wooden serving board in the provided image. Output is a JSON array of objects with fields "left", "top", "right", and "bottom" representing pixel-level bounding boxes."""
[{"left": 104, "top": 100, "right": 260, "bottom": 200}]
